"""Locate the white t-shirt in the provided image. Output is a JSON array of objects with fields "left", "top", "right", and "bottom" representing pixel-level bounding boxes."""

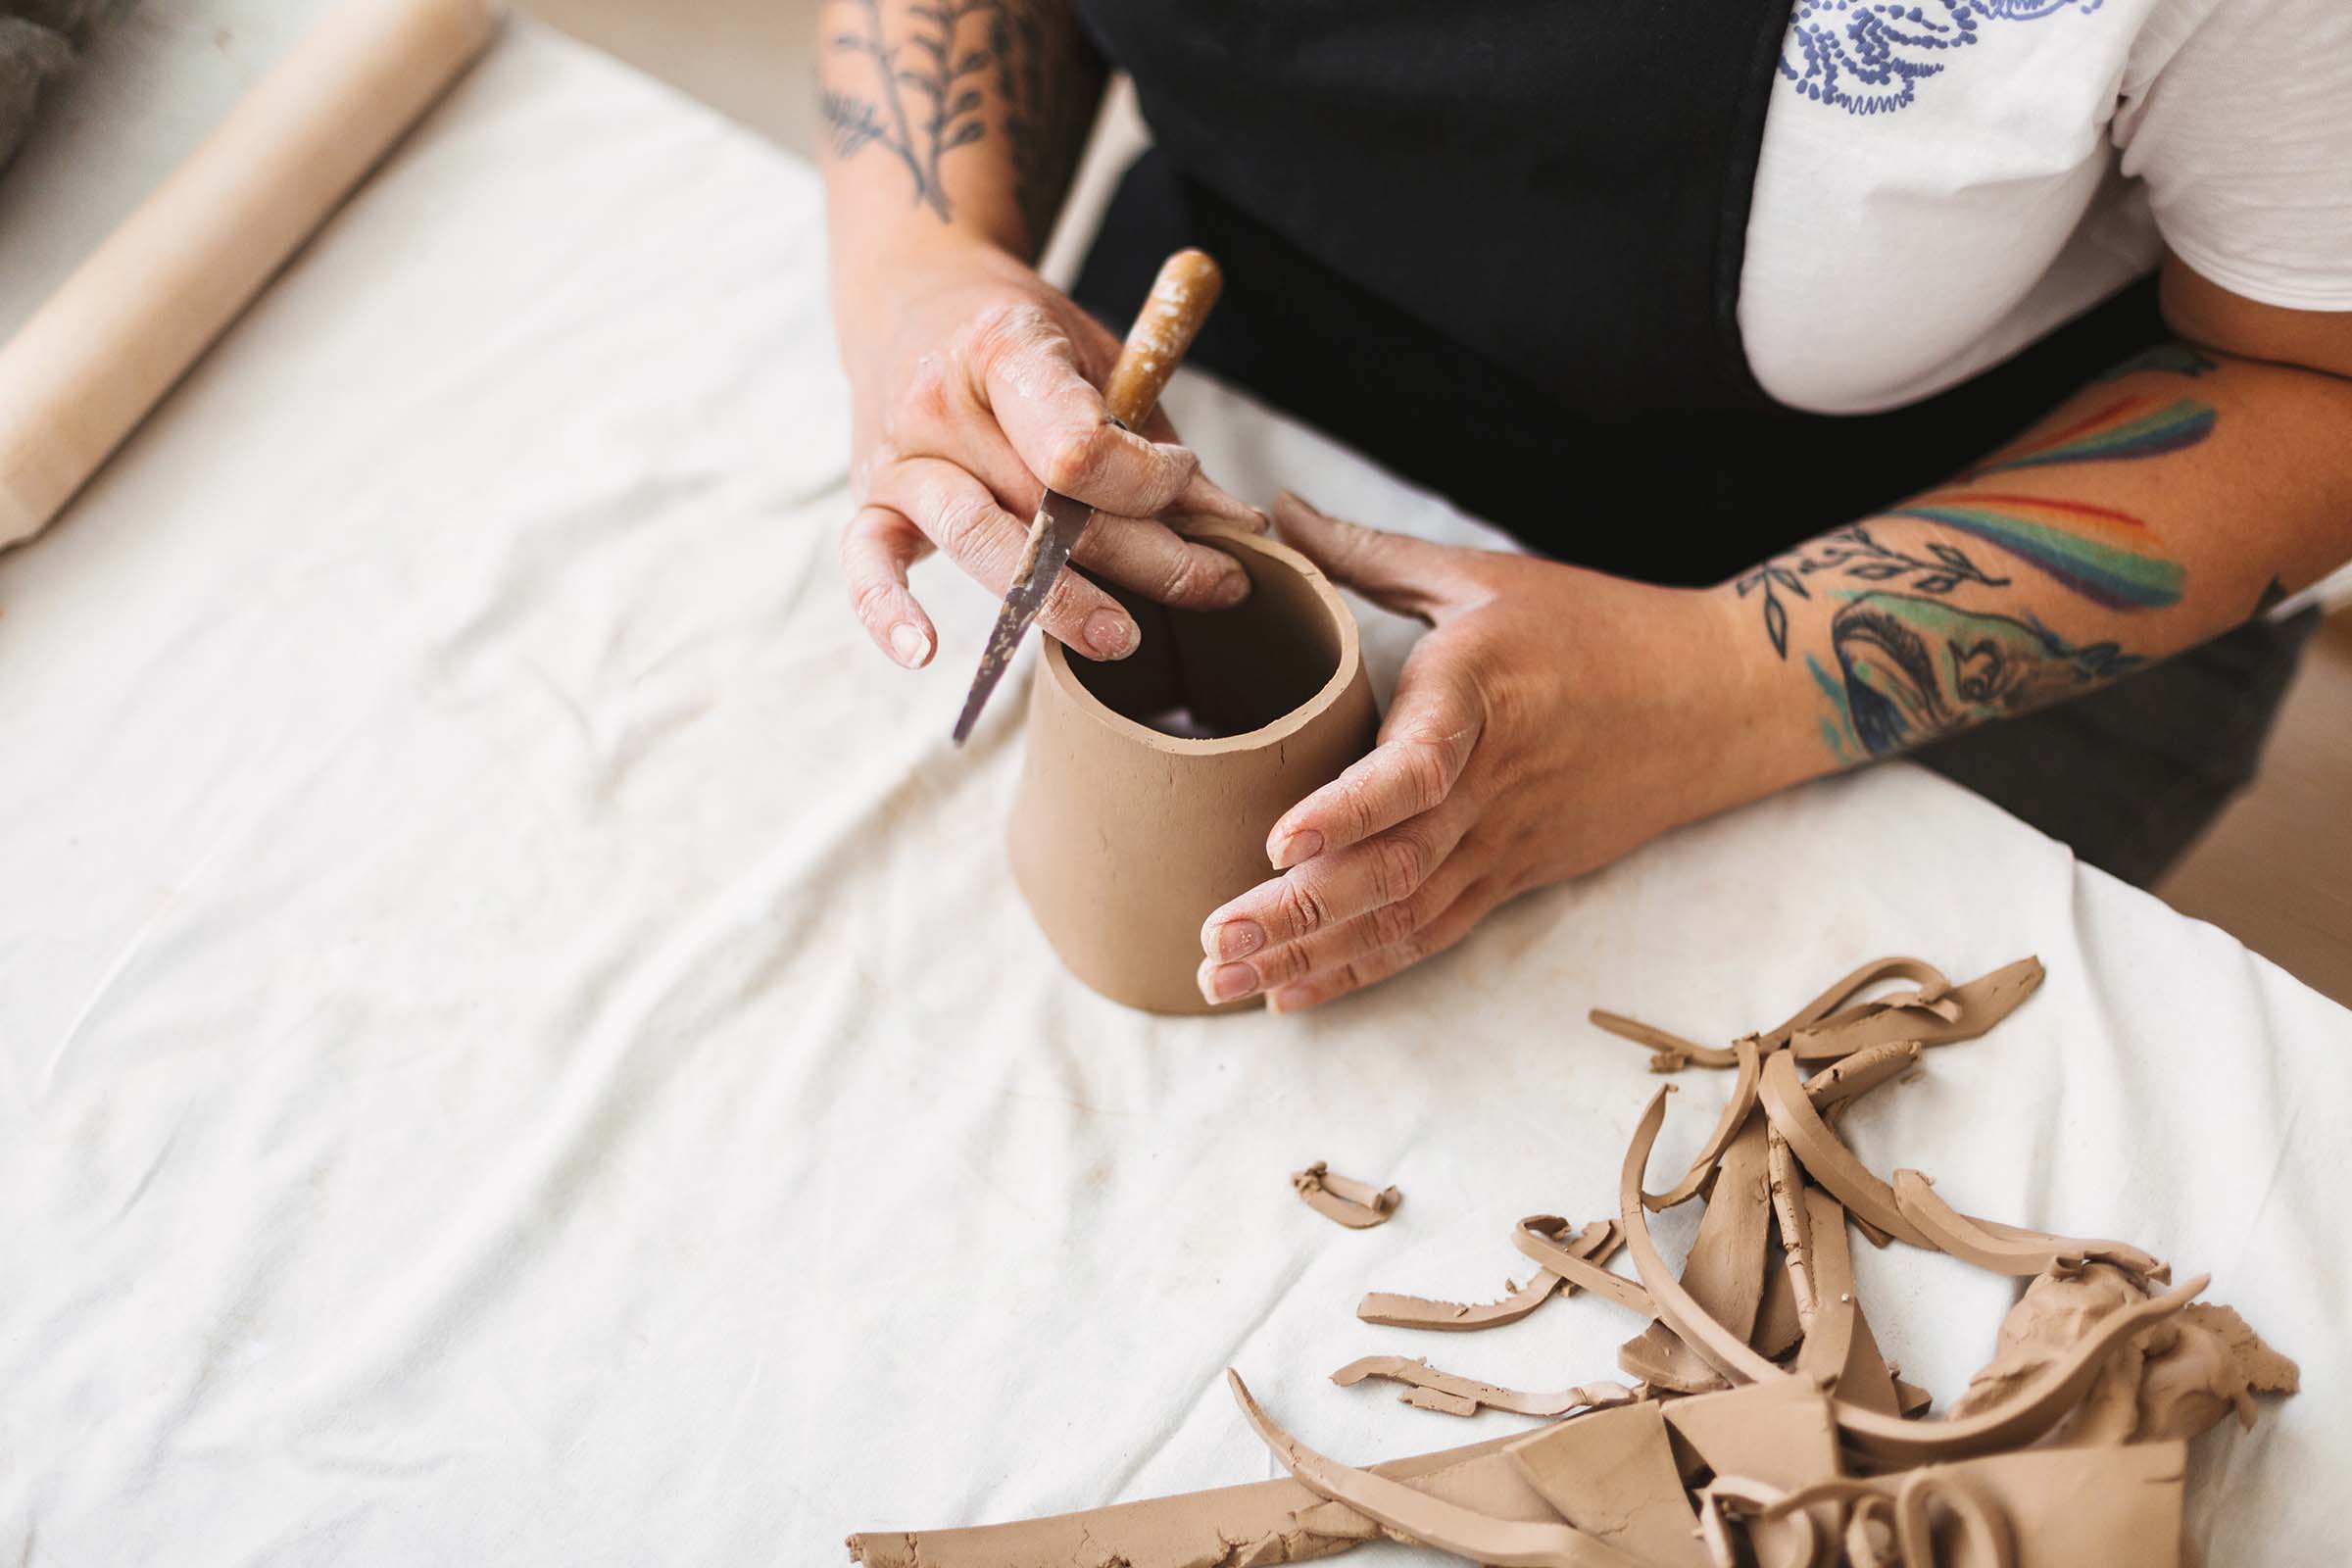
[{"left": 1741, "top": 0, "right": 2352, "bottom": 415}]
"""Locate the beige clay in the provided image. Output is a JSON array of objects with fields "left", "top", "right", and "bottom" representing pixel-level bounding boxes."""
[
  {"left": 1006, "top": 527, "right": 1377, "bottom": 1013},
  {"left": 1294, "top": 1161, "right": 1402, "bottom": 1229},
  {"left": 849, "top": 954, "right": 2296, "bottom": 1567}
]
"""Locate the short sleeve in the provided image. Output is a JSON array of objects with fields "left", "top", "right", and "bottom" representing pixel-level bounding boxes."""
[{"left": 2116, "top": 0, "right": 2352, "bottom": 310}]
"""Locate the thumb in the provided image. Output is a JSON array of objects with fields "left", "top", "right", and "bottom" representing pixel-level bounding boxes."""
[{"left": 1273, "top": 491, "right": 1489, "bottom": 624}]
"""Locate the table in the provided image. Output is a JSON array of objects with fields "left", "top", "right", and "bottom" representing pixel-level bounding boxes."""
[{"left": 1, "top": 21, "right": 2344, "bottom": 1563}]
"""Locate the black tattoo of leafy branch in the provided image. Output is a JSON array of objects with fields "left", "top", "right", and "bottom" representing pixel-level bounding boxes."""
[
  {"left": 821, "top": 0, "right": 1086, "bottom": 241},
  {"left": 1738, "top": 524, "right": 2009, "bottom": 659}
]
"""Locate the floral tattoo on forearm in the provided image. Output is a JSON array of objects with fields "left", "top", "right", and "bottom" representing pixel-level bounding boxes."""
[
  {"left": 820, "top": 0, "right": 1095, "bottom": 244},
  {"left": 1747, "top": 345, "right": 2218, "bottom": 761}
]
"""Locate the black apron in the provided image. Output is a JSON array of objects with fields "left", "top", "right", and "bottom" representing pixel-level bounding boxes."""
[{"left": 1064, "top": 1, "right": 2312, "bottom": 884}]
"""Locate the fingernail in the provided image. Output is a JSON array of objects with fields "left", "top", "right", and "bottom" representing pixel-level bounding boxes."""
[
  {"left": 1086, "top": 609, "right": 1138, "bottom": 660},
  {"left": 888, "top": 621, "right": 930, "bottom": 668},
  {"left": 1269, "top": 829, "right": 1323, "bottom": 870},
  {"left": 1266, "top": 988, "right": 1305, "bottom": 1015},
  {"left": 1207, "top": 919, "right": 1264, "bottom": 960},
  {"left": 1199, "top": 960, "right": 1258, "bottom": 1004},
  {"left": 1207, "top": 562, "right": 1251, "bottom": 608},
  {"left": 1276, "top": 489, "right": 1322, "bottom": 518}
]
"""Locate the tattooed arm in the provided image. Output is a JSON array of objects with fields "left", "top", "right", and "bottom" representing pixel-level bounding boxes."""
[
  {"left": 1739, "top": 264, "right": 2352, "bottom": 769},
  {"left": 821, "top": 1, "right": 1264, "bottom": 671},
  {"left": 1186, "top": 260, "right": 2352, "bottom": 1012}
]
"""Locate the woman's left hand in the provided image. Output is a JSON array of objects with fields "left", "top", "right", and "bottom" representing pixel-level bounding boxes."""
[{"left": 1195, "top": 493, "right": 1809, "bottom": 1011}]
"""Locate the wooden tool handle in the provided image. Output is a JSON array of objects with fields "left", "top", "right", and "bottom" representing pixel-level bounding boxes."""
[{"left": 1100, "top": 249, "right": 1222, "bottom": 431}]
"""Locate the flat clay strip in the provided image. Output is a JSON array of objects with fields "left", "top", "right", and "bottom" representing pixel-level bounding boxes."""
[
  {"left": 1889, "top": 1169, "right": 2168, "bottom": 1281},
  {"left": 1802, "top": 1041, "right": 1924, "bottom": 1113},
  {"left": 1359, "top": 1219, "right": 1618, "bottom": 1331},
  {"left": 1788, "top": 956, "right": 2044, "bottom": 1062},
  {"left": 1588, "top": 1009, "right": 1740, "bottom": 1072},
  {"left": 845, "top": 1428, "right": 1536, "bottom": 1568},
  {"left": 1513, "top": 1216, "right": 1656, "bottom": 1318},
  {"left": 1508, "top": 1401, "right": 1710, "bottom": 1568},
  {"left": 1766, "top": 1130, "right": 1819, "bottom": 1327},
  {"left": 1228, "top": 1371, "right": 1653, "bottom": 1568},
  {"left": 1757, "top": 1050, "right": 1932, "bottom": 1250},
  {"left": 1621, "top": 1114, "right": 1773, "bottom": 1394},
  {"left": 1617, "top": 1090, "right": 1788, "bottom": 1385},
  {"left": 1331, "top": 1355, "right": 1638, "bottom": 1420},
  {"left": 1750, "top": 1252, "right": 1804, "bottom": 1359},
  {"left": 1793, "top": 1188, "right": 1860, "bottom": 1389},
  {"left": 1642, "top": 1038, "right": 1762, "bottom": 1211},
  {"left": 1296, "top": 1162, "right": 1401, "bottom": 1229}
]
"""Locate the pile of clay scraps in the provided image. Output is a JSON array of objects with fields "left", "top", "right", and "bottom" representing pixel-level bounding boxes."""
[{"left": 846, "top": 956, "right": 2298, "bottom": 1567}]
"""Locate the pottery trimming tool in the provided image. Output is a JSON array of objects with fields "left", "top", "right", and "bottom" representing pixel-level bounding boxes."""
[{"left": 950, "top": 248, "right": 1225, "bottom": 745}]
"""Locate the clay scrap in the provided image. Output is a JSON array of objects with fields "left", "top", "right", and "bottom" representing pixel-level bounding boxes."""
[
  {"left": 848, "top": 955, "right": 2296, "bottom": 1568},
  {"left": 1296, "top": 1161, "right": 1402, "bottom": 1229}
]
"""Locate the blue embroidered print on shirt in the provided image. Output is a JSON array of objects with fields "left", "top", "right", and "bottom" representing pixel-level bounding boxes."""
[{"left": 1782, "top": 0, "right": 2104, "bottom": 116}]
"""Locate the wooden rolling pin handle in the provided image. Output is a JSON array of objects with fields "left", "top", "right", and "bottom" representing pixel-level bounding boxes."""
[{"left": 1100, "top": 249, "right": 1222, "bottom": 432}]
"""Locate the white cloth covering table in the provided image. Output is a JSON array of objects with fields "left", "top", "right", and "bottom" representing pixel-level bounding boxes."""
[{"left": 1, "top": 24, "right": 2345, "bottom": 1565}]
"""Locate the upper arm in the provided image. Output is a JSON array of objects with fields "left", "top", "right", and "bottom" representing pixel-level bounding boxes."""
[
  {"left": 2161, "top": 256, "right": 2352, "bottom": 383},
  {"left": 2122, "top": 0, "right": 2352, "bottom": 378}
]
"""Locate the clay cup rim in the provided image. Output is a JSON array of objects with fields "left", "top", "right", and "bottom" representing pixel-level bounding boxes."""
[{"left": 1038, "top": 527, "right": 1364, "bottom": 756}]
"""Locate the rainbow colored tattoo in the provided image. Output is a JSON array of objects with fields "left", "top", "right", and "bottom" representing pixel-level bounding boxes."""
[
  {"left": 1886, "top": 493, "right": 2184, "bottom": 610},
  {"left": 1969, "top": 394, "right": 2215, "bottom": 478}
]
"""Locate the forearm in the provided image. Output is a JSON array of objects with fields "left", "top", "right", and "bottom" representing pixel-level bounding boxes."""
[
  {"left": 816, "top": 0, "right": 1105, "bottom": 291},
  {"left": 1718, "top": 343, "right": 2352, "bottom": 783}
]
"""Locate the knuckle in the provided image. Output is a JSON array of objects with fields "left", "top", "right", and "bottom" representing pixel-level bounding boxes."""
[
  {"left": 967, "top": 300, "right": 1056, "bottom": 356},
  {"left": 1255, "top": 940, "right": 1312, "bottom": 987},
  {"left": 1155, "top": 546, "right": 1224, "bottom": 605},
  {"left": 1039, "top": 423, "right": 1112, "bottom": 495},
  {"left": 1368, "top": 897, "right": 1421, "bottom": 952},
  {"left": 1277, "top": 876, "right": 1332, "bottom": 939},
  {"left": 900, "top": 353, "right": 955, "bottom": 423},
  {"left": 1374, "top": 833, "right": 1433, "bottom": 904},
  {"left": 848, "top": 575, "right": 899, "bottom": 626},
  {"left": 1396, "top": 737, "right": 1457, "bottom": 810}
]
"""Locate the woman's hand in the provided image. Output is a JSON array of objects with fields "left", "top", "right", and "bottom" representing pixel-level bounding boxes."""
[
  {"left": 1195, "top": 494, "right": 1810, "bottom": 1011},
  {"left": 833, "top": 235, "right": 1265, "bottom": 670}
]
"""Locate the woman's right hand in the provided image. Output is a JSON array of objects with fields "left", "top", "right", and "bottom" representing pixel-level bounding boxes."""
[{"left": 833, "top": 235, "right": 1266, "bottom": 670}]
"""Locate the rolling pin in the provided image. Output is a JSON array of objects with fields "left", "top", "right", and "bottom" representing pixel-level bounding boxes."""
[{"left": 0, "top": 0, "right": 505, "bottom": 549}]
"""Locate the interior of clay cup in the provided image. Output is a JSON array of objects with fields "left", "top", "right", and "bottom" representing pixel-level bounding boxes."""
[{"left": 1065, "top": 539, "right": 1344, "bottom": 741}]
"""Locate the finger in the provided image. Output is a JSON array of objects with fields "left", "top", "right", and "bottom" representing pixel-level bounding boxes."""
[
  {"left": 1267, "top": 877, "right": 1506, "bottom": 1013},
  {"left": 840, "top": 504, "right": 939, "bottom": 667},
  {"left": 1073, "top": 513, "right": 1251, "bottom": 611},
  {"left": 1200, "top": 799, "right": 1472, "bottom": 975},
  {"left": 973, "top": 307, "right": 1249, "bottom": 523},
  {"left": 1273, "top": 491, "right": 1492, "bottom": 623},
  {"left": 1138, "top": 406, "right": 1269, "bottom": 534},
  {"left": 1262, "top": 641, "right": 1484, "bottom": 869},
  {"left": 1200, "top": 847, "right": 1482, "bottom": 1005},
  {"left": 868, "top": 457, "right": 1140, "bottom": 661}
]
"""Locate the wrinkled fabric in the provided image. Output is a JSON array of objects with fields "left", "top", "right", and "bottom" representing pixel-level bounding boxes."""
[{"left": 0, "top": 25, "right": 2345, "bottom": 1566}]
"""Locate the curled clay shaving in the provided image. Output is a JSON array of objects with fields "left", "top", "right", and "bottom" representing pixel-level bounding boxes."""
[
  {"left": 1332, "top": 1355, "right": 1639, "bottom": 1419},
  {"left": 1804, "top": 1041, "right": 1924, "bottom": 1114},
  {"left": 1295, "top": 1162, "right": 1401, "bottom": 1229},
  {"left": 1617, "top": 1089, "right": 1788, "bottom": 1386},
  {"left": 1758, "top": 1049, "right": 1933, "bottom": 1250},
  {"left": 1838, "top": 1274, "right": 2209, "bottom": 1464},
  {"left": 1643, "top": 1037, "right": 1761, "bottom": 1211},
  {"left": 1696, "top": 1477, "right": 1821, "bottom": 1568},
  {"left": 1227, "top": 1370, "right": 1652, "bottom": 1568},
  {"left": 1588, "top": 1008, "right": 1738, "bottom": 1072},
  {"left": 1889, "top": 1169, "right": 2169, "bottom": 1283},
  {"left": 1788, "top": 957, "right": 2043, "bottom": 1063},
  {"left": 1514, "top": 1215, "right": 1656, "bottom": 1318},
  {"left": 1621, "top": 1115, "right": 1774, "bottom": 1394},
  {"left": 1359, "top": 1219, "right": 1618, "bottom": 1331},
  {"left": 1358, "top": 1270, "right": 1561, "bottom": 1332}
]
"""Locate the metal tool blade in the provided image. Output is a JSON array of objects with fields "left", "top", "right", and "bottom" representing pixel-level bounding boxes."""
[{"left": 951, "top": 486, "right": 1095, "bottom": 745}]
